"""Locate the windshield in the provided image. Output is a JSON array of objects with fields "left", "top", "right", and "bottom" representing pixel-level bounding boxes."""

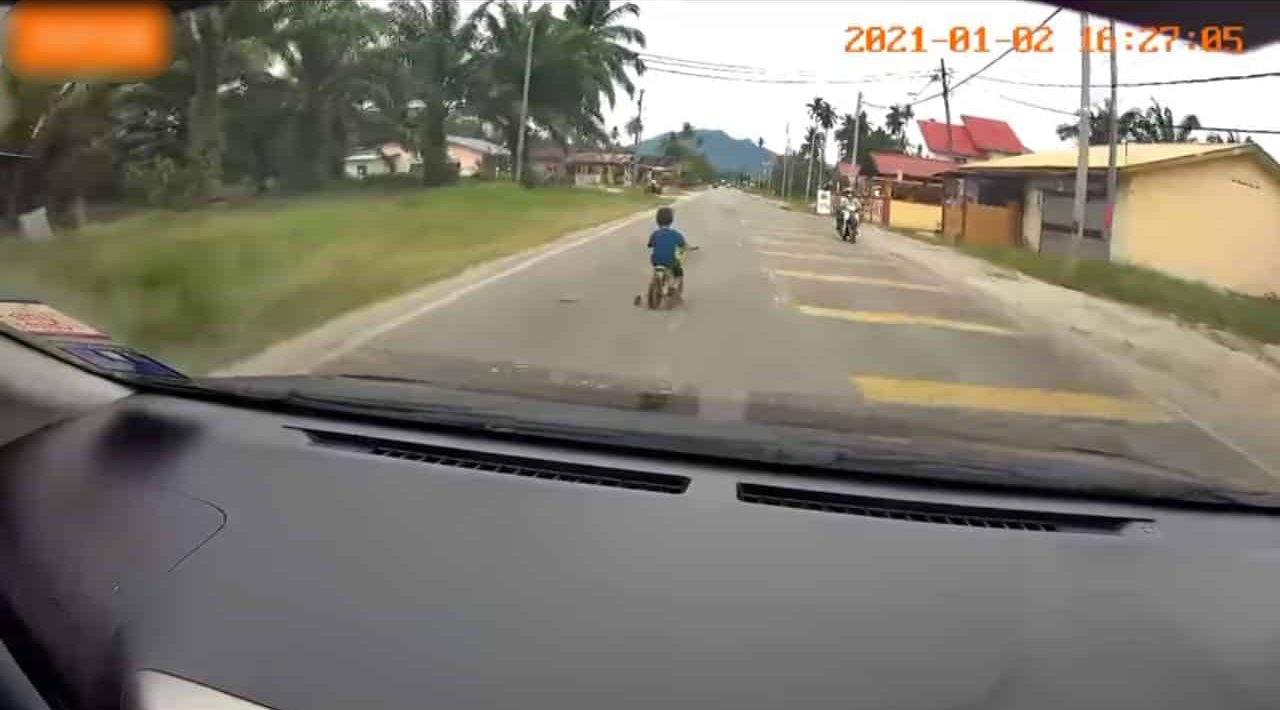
[{"left": 2, "top": 1, "right": 1279, "bottom": 500}]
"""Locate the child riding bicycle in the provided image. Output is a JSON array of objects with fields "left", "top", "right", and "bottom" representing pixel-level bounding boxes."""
[{"left": 647, "top": 206, "right": 687, "bottom": 294}]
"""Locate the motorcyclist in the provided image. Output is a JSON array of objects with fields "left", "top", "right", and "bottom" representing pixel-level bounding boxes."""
[{"left": 835, "top": 187, "right": 858, "bottom": 234}]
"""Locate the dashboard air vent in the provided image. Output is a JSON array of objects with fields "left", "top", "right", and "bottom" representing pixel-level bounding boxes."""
[
  {"left": 738, "top": 483, "right": 1144, "bottom": 535},
  {"left": 300, "top": 428, "right": 689, "bottom": 494}
]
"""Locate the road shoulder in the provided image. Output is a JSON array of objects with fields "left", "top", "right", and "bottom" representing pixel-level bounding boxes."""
[
  {"left": 862, "top": 223, "right": 1280, "bottom": 481},
  {"left": 213, "top": 192, "right": 702, "bottom": 377}
]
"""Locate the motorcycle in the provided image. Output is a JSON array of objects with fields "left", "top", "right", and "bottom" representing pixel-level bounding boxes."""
[{"left": 836, "top": 203, "right": 859, "bottom": 243}]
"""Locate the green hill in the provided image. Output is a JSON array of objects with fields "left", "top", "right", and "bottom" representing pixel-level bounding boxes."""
[{"left": 635, "top": 129, "right": 775, "bottom": 175}]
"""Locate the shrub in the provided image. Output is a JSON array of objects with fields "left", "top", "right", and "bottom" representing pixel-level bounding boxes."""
[
  {"left": 358, "top": 173, "right": 422, "bottom": 190},
  {"left": 124, "top": 155, "right": 207, "bottom": 210}
]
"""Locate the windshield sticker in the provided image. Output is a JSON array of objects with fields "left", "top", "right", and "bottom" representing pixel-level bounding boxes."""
[
  {"left": 0, "top": 301, "right": 107, "bottom": 339},
  {"left": 57, "top": 343, "right": 186, "bottom": 379}
]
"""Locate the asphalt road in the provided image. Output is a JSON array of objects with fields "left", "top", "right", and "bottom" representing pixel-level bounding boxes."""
[{"left": 319, "top": 189, "right": 1272, "bottom": 491}]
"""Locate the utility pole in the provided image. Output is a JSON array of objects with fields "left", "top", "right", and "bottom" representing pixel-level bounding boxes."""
[
  {"left": 849, "top": 91, "right": 863, "bottom": 190},
  {"left": 1068, "top": 10, "right": 1091, "bottom": 263},
  {"left": 1104, "top": 18, "right": 1119, "bottom": 244},
  {"left": 773, "top": 149, "right": 783, "bottom": 194},
  {"left": 782, "top": 122, "right": 791, "bottom": 198},
  {"left": 630, "top": 89, "right": 645, "bottom": 185},
  {"left": 939, "top": 58, "right": 953, "bottom": 159},
  {"left": 513, "top": 21, "right": 535, "bottom": 184}
]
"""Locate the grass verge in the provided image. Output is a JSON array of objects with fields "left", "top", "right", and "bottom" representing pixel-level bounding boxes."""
[
  {"left": 958, "top": 243, "right": 1280, "bottom": 345},
  {"left": 0, "top": 183, "right": 663, "bottom": 372}
]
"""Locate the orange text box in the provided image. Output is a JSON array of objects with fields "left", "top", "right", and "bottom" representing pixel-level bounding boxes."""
[{"left": 6, "top": 1, "right": 174, "bottom": 80}]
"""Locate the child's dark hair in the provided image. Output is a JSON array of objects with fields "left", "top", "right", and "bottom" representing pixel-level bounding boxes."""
[{"left": 656, "top": 206, "right": 674, "bottom": 227}]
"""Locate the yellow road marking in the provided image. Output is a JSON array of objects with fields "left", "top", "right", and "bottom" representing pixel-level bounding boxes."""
[
  {"left": 851, "top": 375, "right": 1174, "bottom": 423},
  {"left": 797, "top": 306, "right": 1018, "bottom": 336},
  {"left": 758, "top": 250, "right": 880, "bottom": 264},
  {"left": 772, "top": 270, "right": 944, "bottom": 292}
]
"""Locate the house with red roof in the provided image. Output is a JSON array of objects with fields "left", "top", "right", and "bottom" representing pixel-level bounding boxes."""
[
  {"left": 846, "top": 151, "right": 957, "bottom": 233},
  {"left": 835, "top": 152, "right": 956, "bottom": 184},
  {"left": 867, "top": 151, "right": 955, "bottom": 182},
  {"left": 916, "top": 115, "right": 1029, "bottom": 163}
]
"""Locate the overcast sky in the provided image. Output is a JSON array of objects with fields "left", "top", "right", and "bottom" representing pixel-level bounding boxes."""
[{"left": 593, "top": 0, "right": 1279, "bottom": 159}]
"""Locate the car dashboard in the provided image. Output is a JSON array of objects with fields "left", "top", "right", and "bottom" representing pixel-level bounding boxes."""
[{"left": 3, "top": 392, "right": 1280, "bottom": 710}]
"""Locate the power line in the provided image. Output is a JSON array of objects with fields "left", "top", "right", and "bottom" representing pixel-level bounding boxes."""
[
  {"left": 974, "top": 71, "right": 1280, "bottom": 89},
  {"left": 637, "top": 50, "right": 932, "bottom": 117},
  {"left": 639, "top": 51, "right": 934, "bottom": 84},
  {"left": 908, "top": 74, "right": 937, "bottom": 97},
  {"left": 907, "top": 6, "right": 1062, "bottom": 107},
  {"left": 638, "top": 52, "right": 765, "bottom": 73},
  {"left": 821, "top": 72, "right": 937, "bottom": 86},
  {"left": 639, "top": 54, "right": 768, "bottom": 76},
  {"left": 643, "top": 60, "right": 932, "bottom": 86},
  {"left": 1193, "top": 126, "right": 1280, "bottom": 136},
  {"left": 645, "top": 64, "right": 809, "bottom": 84},
  {"left": 995, "top": 93, "right": 1077, "bottom": 116},
  {"left": 990, "top": 93, "right": 1280, "bottom": 135}
]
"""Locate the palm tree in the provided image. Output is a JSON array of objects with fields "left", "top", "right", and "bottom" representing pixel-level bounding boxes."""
[
  {"left": 473, "top": 2, "right": 610, "bottom": 178},
  {"left": 562, "top": 0, "right": 646, "bottom": 101},
  {"left": 182, "top": 4, "right": 227, "bottom": 199},
  {"left": 815, "top": 100, "right": 836, "bottom": 183},
  {"left": 119, "top": 1, "right": 274, "bottom": 201},
  {"left": 625, "top": 115, "right": 643, "bottom": 143},
  {"left": 269, "top": 0, "right": 385, "bottom": 187},
  {"left": 1055, "top": 99, "right": 1141, "bottom": 145},
  {"left": 609, "top": 125, "right": 620, "bottom": 147},
  {"left": 1059, "top": 99, "right": 1200, "bottom": 145},
  {"left": 384, "top": 0, "right": 492, "bottom": 185},
  {"left": 798, "top": 126, "right": 820, "bottom": 166},
  {"left": 884, "top": 103, "right": 914, "bottom": 149},
  {"left": 680, "top": 121, "right": 694, "bottom": 139},
  {"left": 834, "top": 113, "right": 857, "bottom": 162},
  {"left": 1132, "top": 99, "right": 1201, "bottom": 143},
  {"left": 1206, "top": 130, "right": 1248, "bottom": 144},
  {"left": 804, "top": 96, "right": 826, "bottom": 197}
]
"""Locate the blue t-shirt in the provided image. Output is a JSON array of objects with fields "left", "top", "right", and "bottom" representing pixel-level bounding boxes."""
[{"left": 648, "top": 227, "right": 687, "bottom": 266}]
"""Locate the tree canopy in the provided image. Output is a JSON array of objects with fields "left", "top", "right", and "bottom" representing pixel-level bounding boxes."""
[
  {"left": 1055, "top": 99, "right": 1243, "bottom": 145},
  {"left": 0, "top": 0, "right": 649, "bottom": 224}
]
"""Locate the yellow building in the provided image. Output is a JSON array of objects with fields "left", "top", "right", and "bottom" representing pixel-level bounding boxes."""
[{"left": 953, "top": 143, "right": 1280, "bottom": 297}]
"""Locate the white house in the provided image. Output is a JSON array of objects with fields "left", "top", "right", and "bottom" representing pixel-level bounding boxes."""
[
  {"left": 446, "top": 136, "right": 508, "bottom": 176},
  {"left": 343, "top": 137, "right": 508, "bottom": 180},
  {"left": 342, "top": 143, "right": 415, "bottom": 179}
]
